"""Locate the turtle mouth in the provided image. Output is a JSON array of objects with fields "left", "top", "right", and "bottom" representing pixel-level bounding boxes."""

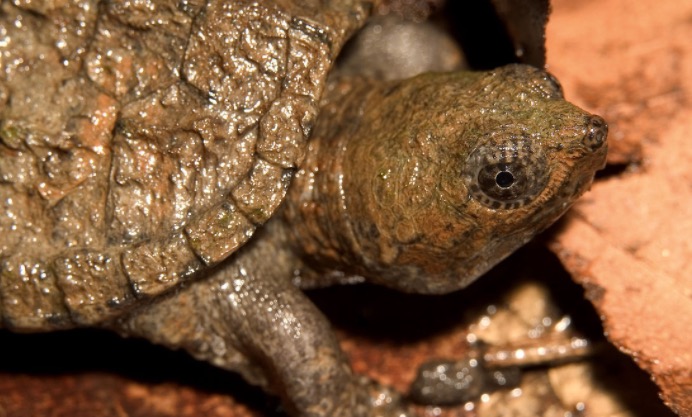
[
  {"left": 526, "top": 151, "right": 606, "bottom": 232},
  {"left": 557, "top": 114, "right": 609, "bottom": 199}
]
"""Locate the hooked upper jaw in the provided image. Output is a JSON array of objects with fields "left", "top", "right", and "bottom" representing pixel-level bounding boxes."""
[{"left": 550, "top": 113, "right": 609, "bottom": 201}]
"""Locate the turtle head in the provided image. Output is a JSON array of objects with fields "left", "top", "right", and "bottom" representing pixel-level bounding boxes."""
[{"left": 336, "top": 65, "right": 607, "bottom": 293}]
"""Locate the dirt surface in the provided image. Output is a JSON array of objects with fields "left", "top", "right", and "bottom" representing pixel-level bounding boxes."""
[
  {"left": 1, "top": 0, "right": 690, "bottom": 416},
  {"left": 546, "top": 0, "right": 692, "bottom": 413}
]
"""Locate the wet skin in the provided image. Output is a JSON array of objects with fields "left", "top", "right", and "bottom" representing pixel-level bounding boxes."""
[
  {"left": 114, "top": 65, "right": 607, "bottom": 417},
  {"left": 0, "top": 2, "right": 607, "bottom": 416}
]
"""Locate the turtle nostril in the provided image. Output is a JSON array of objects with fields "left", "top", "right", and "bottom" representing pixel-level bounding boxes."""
[{"left": 583, "top": 115, "right": 608, "bottom": 151}]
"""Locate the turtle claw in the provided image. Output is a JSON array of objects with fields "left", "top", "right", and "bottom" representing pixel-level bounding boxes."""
[{"left": 357, "top": 376, "right": 417, "bottom": 417}]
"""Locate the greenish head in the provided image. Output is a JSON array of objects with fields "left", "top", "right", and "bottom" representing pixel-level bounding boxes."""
[{"left": 339, "top": 64, "right": 607, "bottom": 293}]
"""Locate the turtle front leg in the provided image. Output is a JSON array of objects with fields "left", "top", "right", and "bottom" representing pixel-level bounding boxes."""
[
  {"left": 112, "top": 236, "right": 410, "bottom": 417},
  {"left": 199, "top": 254, "right": 368, "bottom": 417}
]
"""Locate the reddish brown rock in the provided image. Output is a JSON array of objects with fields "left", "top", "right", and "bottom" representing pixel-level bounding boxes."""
[{"left": 547, "top": 0, "right": 692, "bottom": 414}]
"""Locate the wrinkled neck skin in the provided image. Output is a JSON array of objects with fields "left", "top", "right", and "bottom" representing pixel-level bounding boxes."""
[
  {"left": 283, "top": 74, "right": 488, "bottom": 293},
  {"left": 282, "top": 66, "right": 607, "bottom": 294}
]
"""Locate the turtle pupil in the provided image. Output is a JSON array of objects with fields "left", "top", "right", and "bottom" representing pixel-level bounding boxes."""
[{"left": 496, "top": 171, "right": 514, "bottom": 188}]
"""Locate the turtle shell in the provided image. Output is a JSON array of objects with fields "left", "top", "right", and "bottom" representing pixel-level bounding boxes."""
[{"left": 0, "top": 0, "right": 369, "bottom": 330}]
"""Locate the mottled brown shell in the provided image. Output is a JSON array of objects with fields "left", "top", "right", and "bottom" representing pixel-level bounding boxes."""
[{"left": 0, "top": 0, "right": 369, "bottom": 330}]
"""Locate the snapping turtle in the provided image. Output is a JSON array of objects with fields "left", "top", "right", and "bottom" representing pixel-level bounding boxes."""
[{"left": 0, "top": 0, "right": 607, "bottom": 416}]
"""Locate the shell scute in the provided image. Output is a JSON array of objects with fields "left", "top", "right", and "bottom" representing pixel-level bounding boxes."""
[{"left": 0, "top": 0, "right": 365, "bottom": 329}]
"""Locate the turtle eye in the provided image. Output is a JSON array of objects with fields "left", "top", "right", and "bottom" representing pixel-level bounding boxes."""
[
  {"left": 494, "top": 170, "right": 515, "bottom": 188},
  {"left": 464, "top": 138, "right": 549, "bottom": 210}
]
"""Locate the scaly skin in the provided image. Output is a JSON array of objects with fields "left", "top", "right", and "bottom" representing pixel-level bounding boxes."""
[
  {"left": 0, "top": 1, "right": 606, "bottom": 416},
  {"left": 113, "top": 64, "right": 607, "bottom": 417},
  {"left": 285, "top": 65, "right": 607, "bottom": 293},
  {"left": 0, "top": 0, "right": 372, "bottom": 331}
]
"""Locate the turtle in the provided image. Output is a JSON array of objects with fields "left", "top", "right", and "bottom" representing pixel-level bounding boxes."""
[{"left": 0, "top": 0, "right": 608, "bottom": 416}]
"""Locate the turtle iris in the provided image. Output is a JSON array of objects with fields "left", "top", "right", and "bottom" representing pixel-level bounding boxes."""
[{"left": 463, "top": 137, "right": 549, "bottom": 210}]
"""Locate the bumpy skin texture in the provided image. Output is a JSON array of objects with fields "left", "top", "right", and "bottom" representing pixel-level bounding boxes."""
[
  {"left": 286, "top": 66, "right": 607, "bottom": 293},
  {"left": 114, "top": 65, "right": 606, "bottom": 417},
  {"left": 0, "top": 1, "right": 608, "bottom": 417},
  {"left": 0, "top": 0, "right": 369, "bottom": 330}
]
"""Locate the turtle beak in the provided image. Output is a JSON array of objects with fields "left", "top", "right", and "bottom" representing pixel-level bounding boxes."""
[{"left": 583, "top": 115, "right": 608, "bottom": 169}]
